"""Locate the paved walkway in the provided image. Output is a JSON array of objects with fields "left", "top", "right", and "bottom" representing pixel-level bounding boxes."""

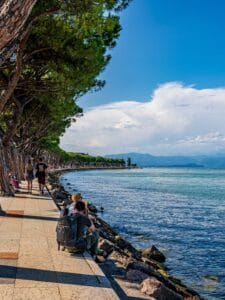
[{"left": 0, "top": 182, "right": 119, "bottom": 300}]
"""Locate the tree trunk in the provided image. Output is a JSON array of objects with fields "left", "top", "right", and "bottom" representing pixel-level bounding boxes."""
[
  {"left": 0, "top": 140, "right": 14, "bottom": 195},
  {"left": 0, "top": 0, "right": 37, "bottom": 65},
  {"left": 10, "top": 146, "right": 24, "bottom": 181},
  {"left": 0, "top": 38, "right": 26, "bottom": 113}
]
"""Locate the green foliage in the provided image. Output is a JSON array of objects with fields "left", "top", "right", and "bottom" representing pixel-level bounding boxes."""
[
  {"left": 63, "top": 151, "right": 126, "bottom": 165},
  {"left": 0, "top": 0, "right": 131, "bottom": 160}
]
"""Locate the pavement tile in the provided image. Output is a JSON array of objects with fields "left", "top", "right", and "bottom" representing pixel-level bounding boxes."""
[
  {"left": 13, "top": 287, "right": 61, "bottom": 300},
  {"left": 58, "top": 285, "right": 115, "bottom": 300},
  {"left": 0, "top": 240, "right": 20, "bottom": 253},
  {"left": 0, "top": 233, "right": 20, "bottom": 239},
  {"left": 0, "top": 223, "right": 22, "bottom": 234},
  {"left": 0, "top": 182, "right": 119, "bottom": 300},
  {"left": 0, "top": 285, "right": 14, "bottom": 300}
]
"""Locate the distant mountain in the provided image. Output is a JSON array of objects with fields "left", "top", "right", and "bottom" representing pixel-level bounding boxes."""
[{"left": 105, "top": 152, "right": 225, "bottom": 168}]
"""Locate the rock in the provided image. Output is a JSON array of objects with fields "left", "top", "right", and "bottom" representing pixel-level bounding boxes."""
[
  {"left": 53, "top": 190, "right": 67, "bottom": 200},
  {"left": 97, "top": 218, "right": 119, "bottom": 237},
  {"left": 140, "top": 277, "right": 182, "bottom": 300},
  {"left": 168, "top": 275, "right": 182, "bottom": 285},
  {"left": 114, "top": 235, "right": 140, "bottom": 258},
  {"left": 157, "top": 268, "right": 170, "bottom": 278},
  {"left": 99, "top": 239, "right": 114, "bottom": 255},
  {"left": 111, "top": 251, "right": 133, "bottom": 266},
  {"left": 116, "top": 238, "right": 130, "bottom": 249},
  {"left": 124, "top": 282, "right": 140, "bottom": 289},
  {"left": 95, "top": 255, "right": 106, "bottom": 263},
  {"left": 126, "top": 261, "right": 157, "bottom": 277},
  {"left": 88, "top": 204, "right": 97, "bottom": 213},
  {"left": 99, "top": 258, "right": 126, "bottom": 278},
  {"left": 142, "top": 245, "right": 166, "bottom": 263},
  {"left": 143, "top": 257, "right": 169, "bottom": 273},
  {"left": 52, "top": 189, "right": 71, "bottom": 205},
  {"left": 126, "top": 269, "right": 149, "bottom": 283},
  {"left": 115, "top": 235, "right": 122, "bottom": 241}
]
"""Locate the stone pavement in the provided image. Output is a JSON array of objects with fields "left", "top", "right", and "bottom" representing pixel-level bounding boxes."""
[{"left": 0, "top": 182, "right": 119, "bottom": 300}]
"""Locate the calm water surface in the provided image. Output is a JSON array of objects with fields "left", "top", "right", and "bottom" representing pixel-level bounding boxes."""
[{"left": 61, "top": 168, "right": 225, "bottom": 300}]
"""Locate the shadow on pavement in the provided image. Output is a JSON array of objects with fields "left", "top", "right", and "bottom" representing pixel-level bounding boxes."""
[{"left": 0, "top": 264, "right": 109, "bottom": 287}]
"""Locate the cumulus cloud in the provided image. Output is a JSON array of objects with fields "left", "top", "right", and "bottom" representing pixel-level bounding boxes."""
[{"left": 60, "top": 82, "right": 225, "bottom": 155}]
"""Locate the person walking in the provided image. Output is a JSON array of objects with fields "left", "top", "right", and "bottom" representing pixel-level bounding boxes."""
[
  {"left": 35, "top": 157, "right": 48, "bottom": 195},
  {"left": 26, "top": 159, "right": 34, "bottom": 194}
]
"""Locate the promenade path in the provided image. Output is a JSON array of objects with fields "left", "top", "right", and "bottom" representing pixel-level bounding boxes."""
[{"left": 0, "top": 183, "right": 119, "bottom": 300}]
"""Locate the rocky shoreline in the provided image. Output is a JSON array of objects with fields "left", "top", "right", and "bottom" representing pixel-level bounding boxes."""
[{"left": 48, "top": 170, "right": 203, "bottom": 300}]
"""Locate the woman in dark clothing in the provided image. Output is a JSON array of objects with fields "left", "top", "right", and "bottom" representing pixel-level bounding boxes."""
[
  {"left": 26, "top": 159, "right": 34, "bottom": 194},
  {"left": 35, "top": 157, "right": 48, "bottom": 195}
]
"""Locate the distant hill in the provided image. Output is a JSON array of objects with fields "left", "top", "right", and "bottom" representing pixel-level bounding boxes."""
[{"left": 105, "top": 152, "right": 225, "bottom": 168}]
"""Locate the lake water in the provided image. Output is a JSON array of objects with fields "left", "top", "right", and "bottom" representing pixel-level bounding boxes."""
[{"left": 60, "top": 168, "right": 225, "bottom": 299}]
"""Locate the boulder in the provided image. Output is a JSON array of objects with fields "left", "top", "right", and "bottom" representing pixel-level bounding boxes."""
[
  {"left": 115, "top": 235, "right": 122, "bottom": 241},
  {"left": 140, "top": 277, "right": 182, "bottom": 300},
  {"left": 53, "top": 190, "right": 67, "bottom": 200},
  {"left": 53, "top": 189, "right": 71, "bottom": 205},
  {"left": 126, "top": 269, "right": 149, "bottom": 283},
  {"left": 114, "top": 235, "right": 140, "bottom": 258},
  {"left": 142, "top": 245, "right": 166, "bottom": 263},
  {"left": 95, "top": 255, "right": 106, "bottom": 263},
  {"left": 111, "top": 251, "right": 133, "bottom": 266},
  {"left": 143, "top": 257, "right": 169, "bottom": 274},
  {"left": 116, "top": 238, "right": 130, "bottom": 249},
  {"left": 126, "top": 261, "right": 157, "bottom": 277},
  {"left": 99, "top": 239, "right": 114, "bottom": 255},
  {"left": 88, "top": 204, "right": 97, "bottom": 213}
]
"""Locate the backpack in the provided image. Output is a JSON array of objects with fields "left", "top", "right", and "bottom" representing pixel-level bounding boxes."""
[{"left": 56, "top": 215, "right": 85, "bottom": 252}]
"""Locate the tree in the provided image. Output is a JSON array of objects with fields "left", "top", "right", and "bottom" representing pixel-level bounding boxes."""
[{"left": 0, "top": 0, "right": 131, "bottom": 194}]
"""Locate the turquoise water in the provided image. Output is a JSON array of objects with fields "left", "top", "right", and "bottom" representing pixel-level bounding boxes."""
[{"left": 61, "top": 168, "right": 225, "bottom": 299}]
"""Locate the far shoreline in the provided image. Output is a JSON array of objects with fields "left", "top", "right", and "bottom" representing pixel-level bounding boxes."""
[{"left": 49, "top": 165, "right": 137, "bottom": 176}]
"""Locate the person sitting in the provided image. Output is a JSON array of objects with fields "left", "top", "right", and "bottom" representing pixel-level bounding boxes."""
[
  {"left": 71, "top": 192, "right": 82, "bottom": 203},
  {"left": 68, "top": 193, "right": 86, "bottom": 215},
  {"left": 59, "top": 201, "right": 69, "bottom": 217},
  {"left": 71, "top": 201, "right": 103, "bottom": 257},
  {"left": 12, "top": 176, "right": 19, "bottom": 190},
  {"left": 68, "top": 193, "right": 96, "bottom": 222},
  {"left": 9, "top": 173, "right": 19, "bottom": 193}
]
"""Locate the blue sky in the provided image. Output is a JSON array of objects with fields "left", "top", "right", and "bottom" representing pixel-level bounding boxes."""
[
  {"left": 61, "top": 1, "right": 225, "bottom": 155},
  {"left": 78, "top": 0, "right": 225, "bottom": 109}
]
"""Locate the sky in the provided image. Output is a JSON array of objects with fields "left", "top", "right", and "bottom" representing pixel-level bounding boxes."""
[{"left": 61, "top": 0, "right": 225, "bottom": 156}]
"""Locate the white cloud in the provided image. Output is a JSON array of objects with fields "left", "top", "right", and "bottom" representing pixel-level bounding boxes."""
[{"left": 60, "top": 82, "right": 225, "bottom": 155}]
